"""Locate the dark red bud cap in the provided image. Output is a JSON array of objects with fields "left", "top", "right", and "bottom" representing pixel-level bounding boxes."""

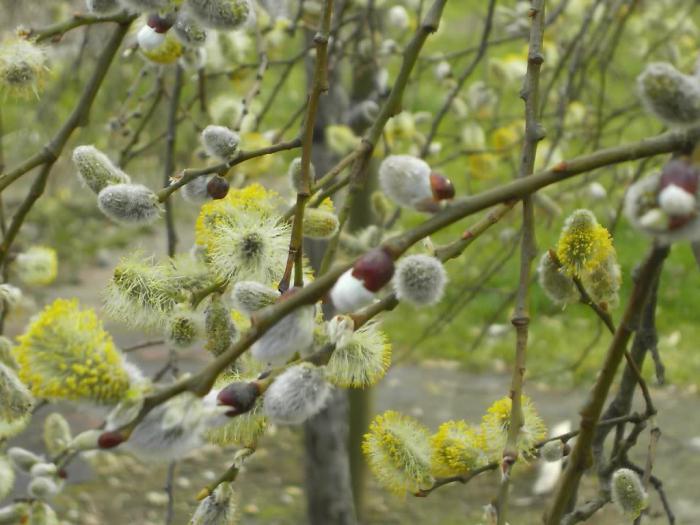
[
  {"left": 98, "top": 431, "right": 126, "bottom": 449},
  {"left": 217, "top": 381, "right": 261, "bottom": 416},
  {"left": 147, "top": 13, "right": 174, "bottom": 34},
  {"left": 207, "top": 175, "right": 230, "bottom": 200},
  {"left": 351, "top": 247, "right": 395, "bottom": 292},
  {"left": 660, "top": 158, "right": 699, "bottom": 195},
  {"left": 430, "top": 172, "right": 455, "bottom": 201}
]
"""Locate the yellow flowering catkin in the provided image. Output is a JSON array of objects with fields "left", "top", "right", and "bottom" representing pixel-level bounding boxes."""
[
  {"left": 430, "top": 420, "right": 487, "bottom": 477},
  {"left": 480, "top": 395, "right": 547, "bottom": 461},
  {"left": 362, "top": 411, "right": 433, "bottom": 494},
  {"left": 556, "top": 209, "right": 613, "bottom": 277},
  {"left": 15, "top": 299, "right": 131, "bottom": 404}
]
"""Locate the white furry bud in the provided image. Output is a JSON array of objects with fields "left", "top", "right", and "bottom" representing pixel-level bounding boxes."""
[
  {"left": 434, "top": 60, "right": 452, "bottom": 81},
  {"left": 201, "top": 125, "right": 240, "bottom": 161},
  {"left": 588, "top": 182, "right": 607, "bottom": 200},
  {"left": 29, "top": 463, "right": 57, "bottom": 478},
  {"left": 393, "top": 254, "right": 447, "bottom": 306},
  {"left": 263, "top": 363, "right": 332, "bottom": 425},
  {"left": 97, "top": 183, "right": 160, "bottom": 225},
  {"left": 638, "top": 62, "right": 700, "bottom": 126},
  {"left": 288, "top": 157, "right": 315, "bottom": 192},
  {"left": 69, "top": 430, "right": 102, "bottom": 451},
  {"left": 251, "top": 303, "right": 315, "bottom": 365},
  {"left": 378, "top": 155, "right": 433, "bottom": 209},
  {"left": 387, "top": 6, "right": 410, "bottom": 31},
  {"left": 658, "top": 184, "right": 696, "bottom": 216},
  {"left": 137, "top": 25, "right": 166, "bottom": 52},
  {"left": 329, "top": 269, "right": 376, "bottom": 313}
]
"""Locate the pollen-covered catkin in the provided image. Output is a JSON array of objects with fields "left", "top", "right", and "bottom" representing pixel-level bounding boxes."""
[
  {"left": 173, "top": 12, "right": 208, "bottom": 47},
  {"left": 362, "top": 411, "right": 433, "bottom": 494},
  {"left": 73, "top": 145, "right": 130, "bottom": 194},
  {"left": 393, "top": 254, "right": 447, "bottom": 306},
  {"left": 0, "top": 38, "right": 47, "bottom": 98},
  {"left": 263, "top": 363, "right": 332, "bottom": 425},
  {"left": 201, "top": 125, "right": 240, "bottom": 161},
  {"left": 186, "top": 0, "right": 254, "bottom": 30},
  {"left": 97, "top": 183, "right": 161, "bottom": 225}
]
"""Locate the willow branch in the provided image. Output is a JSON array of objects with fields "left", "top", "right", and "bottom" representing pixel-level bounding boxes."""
[
  {"left": 496, "top": 3, "right": 546, "bottom": 523},
  {"left": 279, "top": 0, "right": 334, "bottom": 292},
  {"left": 163, "top": 65, "right": 184, "bottom": 257},
  {"left": 29, "top": 11, "right": 133, "bottom": 43}
]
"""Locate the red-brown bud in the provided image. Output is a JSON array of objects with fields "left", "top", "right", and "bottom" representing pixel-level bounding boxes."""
[
  {"left": 660, "top": 158, "right": 699, "bottom": 195},
  {"left": 207, "top": 175, "right": 230, "bottom": 200},
  {"left": 98, "top": 431, "right": 126, "bottom": 449},
  {"left": 430, "top": 172, "right": 455, "bottom": 201},
  {"left": 351, "top": 247, "right": 395, "bottom": 292},
  {"left": 217, "top": 381, "right": 261, "bottom": 416}
]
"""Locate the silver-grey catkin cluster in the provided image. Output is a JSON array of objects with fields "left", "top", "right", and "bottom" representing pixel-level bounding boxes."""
[
  {"left": 393, "top": 254, "right": 447, "bottom": 306},
  {"left": 537, "top": 252, "right": 580, "bottom": 306},
  {"left": 182, "top": 175, "right": 212, "bottom": 204},
  {"left": 637, "top": 62, "right": 700, "bottom": 126},
  {"left": 263, "top": 363, "right": 332, "bottom": 425},
  {"left": 288, "top": 157, "right": 316, "bottom": 193},
  {"left": 231, "top": 281, "right": 278, "bottom": 314},
  {"left": 72, "top": 145, "right": 130, "bottom": 194},
  {"left": 201, "top": 125, "right": 240, "bottom": 161},
  {"left": 97, "top": 184, "right": 161, "bottom": 226},
  {"left": 186, "top": 0, "right": 254, "bottom": 30},
  {"left": 117, "top": 0, "right": 169, "bottom": 11},
  {"left": 378, "top": 155, "right": 433, "bottom": 209},
  {"left": 86, "top": 0, "right": 123, "bottom": 14},
  {"left": 251, "top": 304, "right": 315, "bottom": 365},
  {"left": 611, "top": 468, "right": 648, "bottom": 519},
  {"left": 205, "top": 295, "right": 237, "bottom": 356},
  {"left": 173, "top": 12, "right": 208, "bottom": 47}
]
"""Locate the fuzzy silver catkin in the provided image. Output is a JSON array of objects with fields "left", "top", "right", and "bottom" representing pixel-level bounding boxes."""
[
  {"left": 231, "top": 281, "right": 279, "bottom": 313},
  {"left": 251, "top": 304, "right": 315, "bottom": 365},
  {"left": 173, "top": 12, "right": 208, "bottom": 47},
  {"left": 7, "top": 447, "right": 43, "bottom": 473},
  {"left": 189, "top": 482, "right": 238, "bottom": 525},
  {"left": 186, "top": 0, "right": 254, "bottom": 30},
  {"left": 117, "top": 393, "right": 226, "bottom": 463},
  {"left": 27, "top": 476, "right": 59, "bottom": 500},
  {"left": 637, "top": 62, "right": 700, "bottom": 126},
  {"left": 86, "top": 0, "right": 123, "bottom": 15},
  {"left": 393, "top": 254, "right": 447, "bottom": 306},
  {"left": 540, "top": 440, "right": 564, "bottom": 462},
  {"left": 263, "top": 363, "right": 332, "bottom": 425},
  {"left": 182, "top": 175, "right": 212, "bottom": 204},
  {"left": 201, "top": 125, "right": 240, "bottom": 161},
  {"left": 97, "top": 183, "right": 161, "bottom": 225},
  {"left": 537, "top": 252, "right": 579, "bottom": 306},
  {"left": 72, "top": 145, "right": 131, "bottom": 194},
  {"left": 205, "top": 295, "right": 237, "bottom": 356},
  {"left": 117, "top": 0, "right": 169, "bottom": 11},
  {"left": 611, "top": 468, "right": 647, "bottom": 518},
  {"left": 378, "top": 155, "right": 433, "bottom": 209},
  {"left": 0, "top": 455, "right": 14, "bottom": 502},
  {"left": 288, "top": 157, "right": 316, "bottom": 193}
]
